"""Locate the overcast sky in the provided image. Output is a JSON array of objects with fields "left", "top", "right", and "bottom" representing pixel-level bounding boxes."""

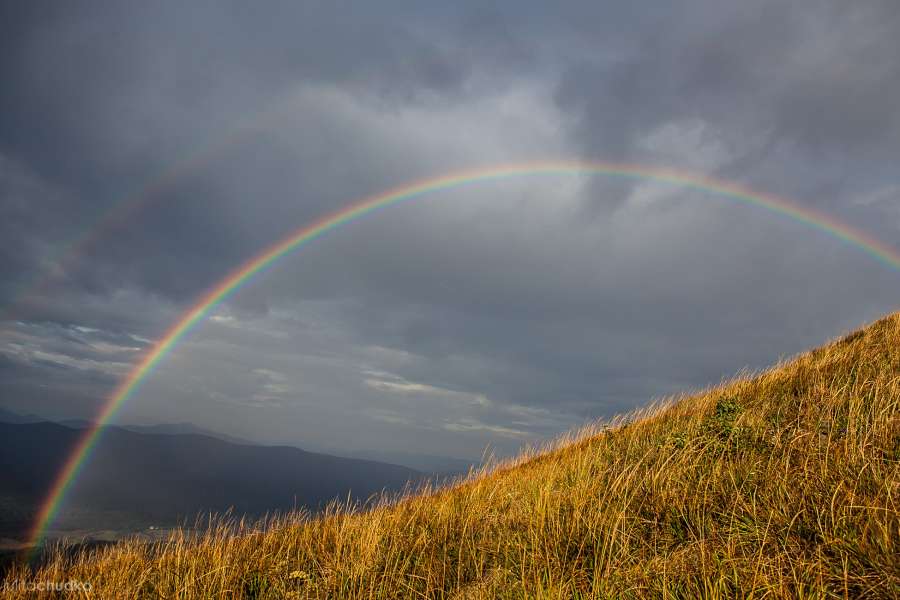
[{"left": 1, "top": 1, "right": 898, "bottom": 460}]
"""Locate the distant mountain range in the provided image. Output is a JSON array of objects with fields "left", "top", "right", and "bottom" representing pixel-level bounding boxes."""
[
  {"left": 0, "top": 407, "right": 44, "bottom": 424},
  {"left": 0, "top": 416, "right": 423, "bottom": 540},
  {"left": 60, "top": 418, "right": 255, "bottom": 446},
  {"left": 0, "top": 408, "right": 254, "bottom": 444},
  {"left": 0, "top": 408, "right": 478, "bottom": 474}
]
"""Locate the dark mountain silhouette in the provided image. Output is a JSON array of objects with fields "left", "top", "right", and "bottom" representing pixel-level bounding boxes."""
[
  {"left": 0, "top": 407, "right": 43, "bottom": 425},
  {"left": 0, "top": 409, "right": 254, "bottom": 445},
  {"left": 54, "top": 418, "right": 254, "bottom": 446},
  {"left": 0, "top": 421, "right": 422, "bottom": 539},
  {"left": 0, "top": 407, "right": 475, "bottom": 475}
]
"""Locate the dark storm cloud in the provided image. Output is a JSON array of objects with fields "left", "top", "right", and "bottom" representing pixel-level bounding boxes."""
[
  {"left": 2, "top": 1, "right": 899, "bottom": 459},
  {"left": 558, "top": 0, "right": 900, "bottom": 157},
  {"left": 0, "top": 0, "right": 488, "bottom": 309}
]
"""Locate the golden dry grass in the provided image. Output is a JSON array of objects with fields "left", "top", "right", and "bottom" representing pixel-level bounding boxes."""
[{"left": 4, "top": 313, "right": 900, "bottom": 598}]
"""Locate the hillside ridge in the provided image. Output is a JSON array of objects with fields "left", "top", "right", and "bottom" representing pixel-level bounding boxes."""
[{"left": 4, "top": 313, "right": 899, "bottom": 598}]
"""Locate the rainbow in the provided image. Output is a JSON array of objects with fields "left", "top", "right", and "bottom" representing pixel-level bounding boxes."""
[{"left": 27, "top": 161, "right": 900, "bottom": 550}]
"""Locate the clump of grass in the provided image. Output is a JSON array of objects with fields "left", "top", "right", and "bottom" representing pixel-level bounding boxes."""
[{"left": 5, "top": 313, "right": 900, "bottom": 598}]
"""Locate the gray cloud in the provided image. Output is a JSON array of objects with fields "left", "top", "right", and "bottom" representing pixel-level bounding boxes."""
[{"left": 2, "top": 1, "right": 899, "bottom": 460}]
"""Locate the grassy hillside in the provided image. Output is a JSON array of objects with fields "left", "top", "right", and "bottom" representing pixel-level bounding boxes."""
[{"left": 5, "top": 314, "right": 899, "bottom": 598}]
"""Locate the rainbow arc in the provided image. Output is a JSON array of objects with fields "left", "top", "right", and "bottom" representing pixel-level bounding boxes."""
[{"left": 27, "top": 161, "right": 900, "bottom": 551}]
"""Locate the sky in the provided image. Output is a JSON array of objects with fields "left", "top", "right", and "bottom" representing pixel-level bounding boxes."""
[{"left": 1, "top": 0, "right": 898, "bottom": 461}]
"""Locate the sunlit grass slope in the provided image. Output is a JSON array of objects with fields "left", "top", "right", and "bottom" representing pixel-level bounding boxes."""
[{"left": 6, "top": 313, "right": 900, "bottom": 598}]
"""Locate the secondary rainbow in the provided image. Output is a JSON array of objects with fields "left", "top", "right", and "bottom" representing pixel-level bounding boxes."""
[
  {"left": 1, "top": 92, "right": 294, "bottom": 323},
  {"left": 27, "top": 161, "right": 900, "bottom": 550}
]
